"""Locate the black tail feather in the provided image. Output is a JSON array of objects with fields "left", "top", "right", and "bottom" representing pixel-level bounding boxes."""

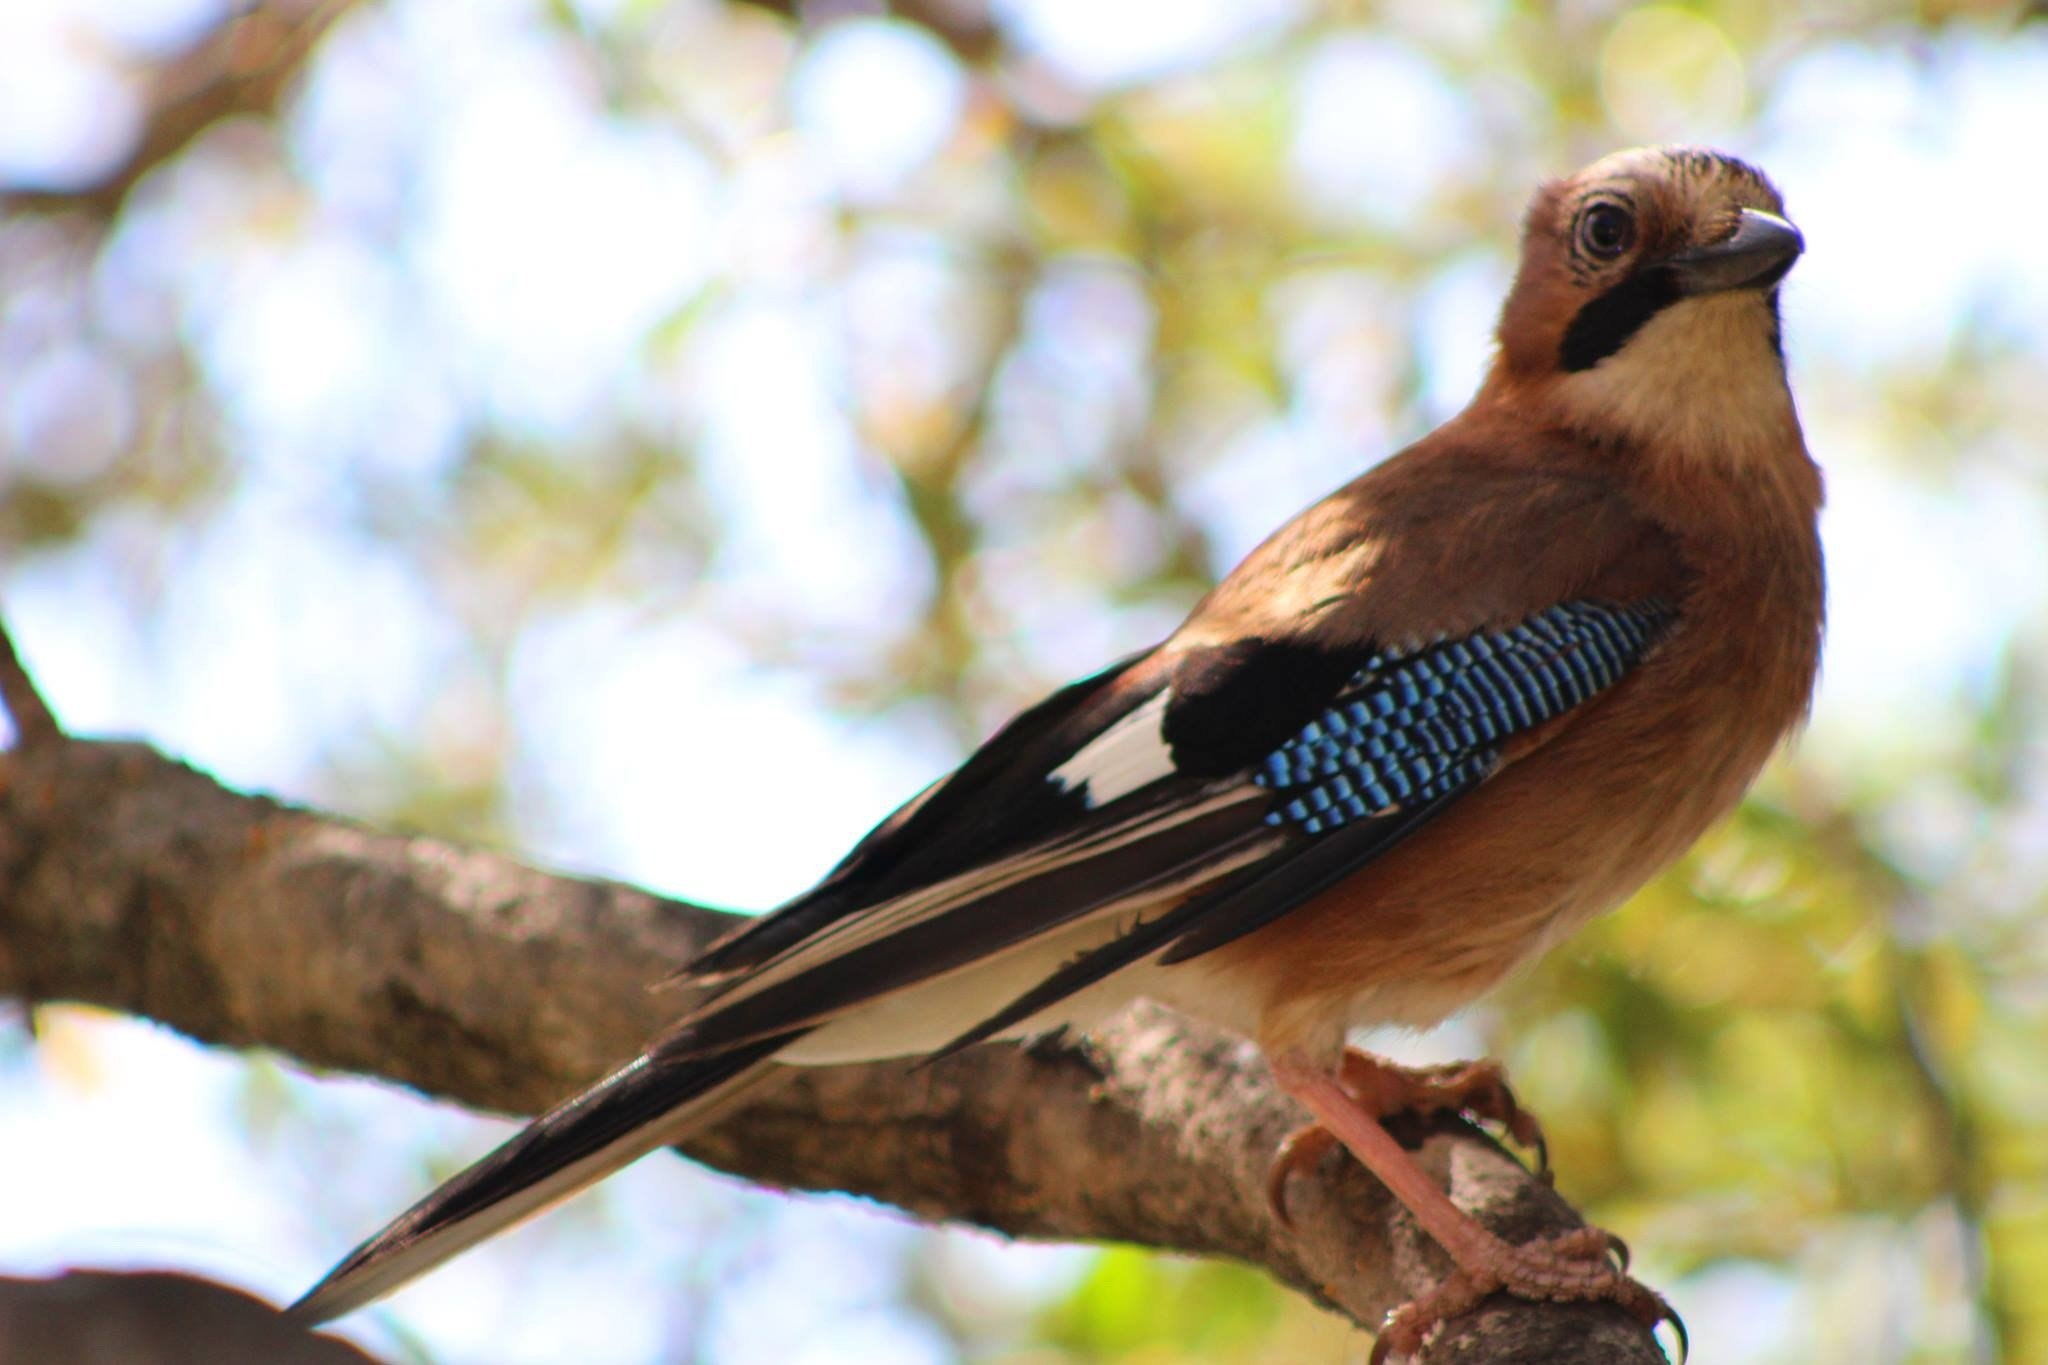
[{"left": 289, "top": 1034, "right": 794, "bottom": 1324}]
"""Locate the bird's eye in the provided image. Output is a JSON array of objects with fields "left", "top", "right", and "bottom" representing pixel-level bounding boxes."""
[{"left": 1576, "top": 202, "right": 1636, "bottom": 260}]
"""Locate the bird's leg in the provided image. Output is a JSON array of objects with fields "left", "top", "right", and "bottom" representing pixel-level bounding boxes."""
[
  {"left": 1266, "top": 1052, "right": 1682, "bottom": 1364},
  {"left": 1343, "top": 1053, "right": 1548, "bottom": 1166},
  {"left": 1267, "top": 1049, "right": 1547, "bottom": 1224}
]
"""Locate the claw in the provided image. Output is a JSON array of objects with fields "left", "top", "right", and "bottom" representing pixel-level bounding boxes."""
[
  {"left": 1269, "top": 1051, "right": 1558, "bottom": 1232},
  {"left": 1664, "top": 1304, "right": 1691, "bottom": 1365},
  {"left": 1334, "top": 1052, "right": 1549, "bottom": 1170},
  {"left": 1365, "top": 1227, "right": 1682, "bottom": 1363},
  {"left": 1266, "top": 1123, "right": 1339, "bottom": 1228},
  {"left": 1268, "top": 1049, "right": 1678, "bottom": 1363}
]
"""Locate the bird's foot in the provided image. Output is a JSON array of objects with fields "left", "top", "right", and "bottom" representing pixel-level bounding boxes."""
[
  {"left": 1265, "top": 1050, "right": 1680, "bottom": 1362},
  {"left": 1268, "top": 1050, "right": 1547, "bottom": 1225},
  {"left": 1368, "top": 1227, "right": 1684, "bottom": 1364}
]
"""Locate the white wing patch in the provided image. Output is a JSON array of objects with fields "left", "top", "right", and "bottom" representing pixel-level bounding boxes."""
[{"left": 1048, "top": 690, "right": 1175, "bottom": 807}]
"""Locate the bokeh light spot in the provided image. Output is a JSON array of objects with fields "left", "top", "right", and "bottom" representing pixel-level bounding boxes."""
[
  {"left": 791, "top": 19, "right": 967, "bottom": 202},
  {"left": 1600, "top": 7, "right": 1747, "bottom": 143}
]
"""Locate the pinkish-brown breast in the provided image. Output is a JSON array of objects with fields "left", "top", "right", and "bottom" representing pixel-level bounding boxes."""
[{"left": 1181, "top": 416, "right": 1824, "bottom": 1054}]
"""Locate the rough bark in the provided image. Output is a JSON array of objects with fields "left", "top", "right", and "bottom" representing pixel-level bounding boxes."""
[{"left": 0, "top": 640, "right": 1666, "bottom": 1364}]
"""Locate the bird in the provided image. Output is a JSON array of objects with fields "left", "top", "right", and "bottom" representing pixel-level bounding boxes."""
[{"left": 290, "top": 145, "right": 1823, "bottom": 1360}]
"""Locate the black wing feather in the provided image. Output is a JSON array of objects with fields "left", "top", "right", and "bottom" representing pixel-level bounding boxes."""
[
  {"left": 289, "top": 1031, "right": 795, "bottom": 1323},
  {"left": 926, "top": 782, "right": 1473, "bottom": 1060},
  {"left": 681, "top": 648, "right": 1160, "bottom": 981},
  {"left": 667, "top": 786, "right": 1272, "bottom": 1056},
  {"left": 938, "top": 599, "right": 1675, "bottom": 1051},
  {"left": 682, "top": 599, "right": 1673, "bottom": 1066}
]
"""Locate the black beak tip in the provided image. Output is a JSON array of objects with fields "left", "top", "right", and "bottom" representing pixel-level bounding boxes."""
[
  {"left": 1672, "top": 208, "right": 1804, "bottom": 295},
  {"left": 1745, "top": 209, "right": 1805, "bottom": 264}
]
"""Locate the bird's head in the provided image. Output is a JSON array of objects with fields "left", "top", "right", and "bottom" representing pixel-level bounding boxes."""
[{"left": 1487, "top": 146, "right": 1806, "bottom": 465}]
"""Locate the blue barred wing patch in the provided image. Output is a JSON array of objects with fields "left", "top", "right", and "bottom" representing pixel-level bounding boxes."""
[{"left": 1255, "top": 600, "right": 1672, "bottom": 835}]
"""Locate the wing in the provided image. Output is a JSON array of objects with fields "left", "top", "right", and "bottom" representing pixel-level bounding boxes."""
[
  {"left": 679, "top": 648, "right": 1163, "bottom": 983},
  {"left": 291, "top": 596, "right": 1674, "bottom": 1324},
  {"left": 659, "top": 597, "right": 1676, "bottom": 1062}
]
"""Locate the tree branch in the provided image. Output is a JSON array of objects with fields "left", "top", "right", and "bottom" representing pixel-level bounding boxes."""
[
  {"left": 741, "top": 0, "right": 1003, "bottom": 67},
  {"left": 0, "top": 727, "right": 1666, "bottom": 1363},
  {"left": 1, "top": 1, "right": 354, "bottom": 221},
  {"left": 0, "top": 620, "right": 61, "bottom": 750}
]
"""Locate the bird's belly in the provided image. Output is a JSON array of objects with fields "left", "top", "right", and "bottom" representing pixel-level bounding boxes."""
[{"left": 1206, "top": 704, "right": 1781, "bottom": 1056}]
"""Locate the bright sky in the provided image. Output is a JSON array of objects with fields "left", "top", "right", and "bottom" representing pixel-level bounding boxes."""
[{"left": 2, "top": 3, "right": 2045, "bottom": 1363}]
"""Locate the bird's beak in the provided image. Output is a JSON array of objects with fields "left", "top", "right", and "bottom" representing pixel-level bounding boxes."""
[{"left": 1667, "top": 208, "right": 1804, "bottom": 295}]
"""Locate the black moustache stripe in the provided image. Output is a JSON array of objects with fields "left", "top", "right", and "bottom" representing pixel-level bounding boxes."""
[{"left": 1559, "top": 267, "right": 1682, "bottom": 372}]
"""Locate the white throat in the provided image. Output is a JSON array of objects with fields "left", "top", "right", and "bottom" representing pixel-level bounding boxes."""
[{"left": 1552, "top": 290, "right": 1796, "bottom": 466}]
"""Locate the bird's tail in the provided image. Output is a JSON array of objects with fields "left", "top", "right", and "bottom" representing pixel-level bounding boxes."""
[{"left": 287, "top": 1037, "right": 792, "bottom": 1325}]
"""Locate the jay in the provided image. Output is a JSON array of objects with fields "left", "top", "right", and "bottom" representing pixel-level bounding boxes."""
[{"left": 293, "top": 146, "right": 1824, "bottom": 1358}]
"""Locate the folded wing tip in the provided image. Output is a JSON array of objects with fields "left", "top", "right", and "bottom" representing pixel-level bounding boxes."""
[
  {"left": 286, "top": 1045, "right": 792, "bottom": 1324},
  {"left": 284, "top": 1233, "right": 425, "bottom": 1326}
]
